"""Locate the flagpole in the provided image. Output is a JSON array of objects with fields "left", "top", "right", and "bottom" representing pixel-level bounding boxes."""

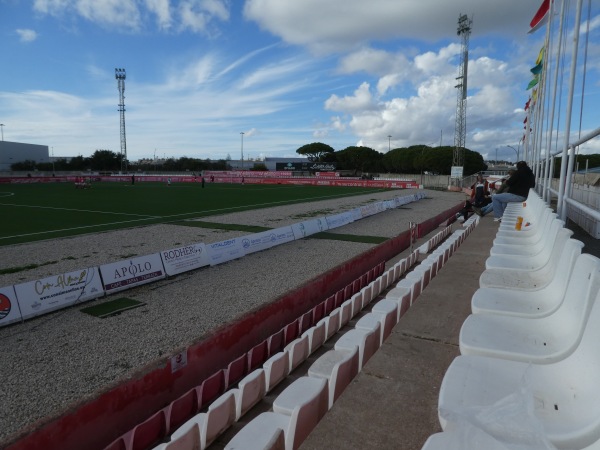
[
  {"left": 543, "top": 0, "right": 566, "bottom": 202},
  {"left": 557, "top": 0, "right": 583, "bottom": 221}
]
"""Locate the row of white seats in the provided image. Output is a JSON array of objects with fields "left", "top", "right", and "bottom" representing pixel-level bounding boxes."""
[
  {"left": 151, "top": 257, "right": 412, "bottom": 450},
  {"left": 149, "top": 219, "right": 475, "bottom": 450},
  {"left": 222, "top": 221, "right": 479, "bottom": 449},
  {"left": 425, "top": 191, "right": 600, "bottom": 450}
]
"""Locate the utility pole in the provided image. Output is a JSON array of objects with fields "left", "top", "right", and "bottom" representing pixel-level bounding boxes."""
[
  {"left": 240, "top": 132, "right": 245, "bottom": 169},
  {"left": 115, "top": 68, "right": 127, "bottom": 173}
]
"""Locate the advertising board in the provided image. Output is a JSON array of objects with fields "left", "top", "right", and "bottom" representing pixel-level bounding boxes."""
[
  {"left": 0, "top": 285, "right": 23, "bottom": 327},
  {"left": 241, "top": 226, "right": 295, "bottom": 255},
  {"left": 14, "top": 267, "right": 104, "bottom": 320},
  {"left": 99, "top": 254, "right": 165, "bottom": 294},
  {"left": 160, "top": 243, "right": 210, "bottom": 276},
  {"left": 206, "top": 238, "right": 245, "bottom": 266}
]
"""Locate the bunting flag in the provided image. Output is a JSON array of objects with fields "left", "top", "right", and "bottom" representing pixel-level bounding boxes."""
[
  {"left": 527, "top": 74, "right": 539, "bottom": 90},
  {"left": 529, "top": 0, "right": 551, "bottom": 34},
  {"left": 531, "top": 62, "right": 543, "bottom": 75},
  {"left": 531, "top": 47, "right": 545, "bottom": 74},
  {"left": 536, "top": 46, "right": 545, "bottom": 65},
  {"left": 524, "top": 98, "right": 531, "bottom": 111}
]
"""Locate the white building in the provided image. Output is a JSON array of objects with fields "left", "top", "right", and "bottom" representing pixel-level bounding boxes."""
[{"left": 0, "top": 141, "right": 50, "bottom": 171}]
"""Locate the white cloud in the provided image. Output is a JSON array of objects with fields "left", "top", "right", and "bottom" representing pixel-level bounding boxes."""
[
  {"left": 244, "top": 0, "right": 540, "bottom": 53},
  {"left": 322, "top": 43, "right": 526, "bottom": 154},
  {"left": 145, "top": 0, "right": 172, "bottom": 30},
  {"left": 325, "top": 82, "right": 376, "bottom": 114},
  {"left": 32, "top": 0, "right": 231, "bottom": 33},
  {"left": 16, "top": 29, "right": 38, "bottom": 43},
  {"left": 178, "top": 0, "right": 230, "bottom": 33},
  {"left": 338, "top": 48, "right": 411, "bottom": 76},
  {"left": 238, "top": 58, "right": 309, "bottom": 90}
]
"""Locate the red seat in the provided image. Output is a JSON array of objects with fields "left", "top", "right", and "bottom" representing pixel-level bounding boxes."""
[{"left": 130, "top": 409, "right": 167, "bottom": 450}]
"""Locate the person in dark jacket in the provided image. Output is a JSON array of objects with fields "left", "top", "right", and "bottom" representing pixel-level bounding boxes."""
[
  {"left": 491, "top": 161, "right": 536, "bottom": 221},
  {"left": 456, "top": 174, "right": 491, "bottom": 222}
]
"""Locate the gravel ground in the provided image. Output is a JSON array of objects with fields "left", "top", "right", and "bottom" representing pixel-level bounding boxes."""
[{"left": 0, "top": 188, "right": 464, "bottom": 447}]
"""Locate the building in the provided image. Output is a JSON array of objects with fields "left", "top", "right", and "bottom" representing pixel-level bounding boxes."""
[{"left": 0, "top": 141, "right": 49, "bottom": 171}]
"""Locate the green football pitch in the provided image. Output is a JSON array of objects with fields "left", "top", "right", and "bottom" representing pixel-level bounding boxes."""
[{"left": 0, "top": 181, "right": 392, "bottom": 246}]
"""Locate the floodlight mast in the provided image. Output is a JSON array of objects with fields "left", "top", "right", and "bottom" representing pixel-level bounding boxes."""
[
  {"left": 452, "top": 14, "right": 472, "bottom": 186},
  {"left": 115, "top": 68, "right": 127, "bottom": 173}
]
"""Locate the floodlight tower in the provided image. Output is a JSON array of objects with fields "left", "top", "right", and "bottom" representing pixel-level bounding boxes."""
[
  {"left": 452, "top": 14, "right": 472, "bottom": 185},
  {"left": 115, "top": 68, "right": 127, "bottom": 172}
]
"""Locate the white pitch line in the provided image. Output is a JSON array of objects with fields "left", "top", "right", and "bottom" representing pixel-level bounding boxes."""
[
  {"left": 159, "top": 189, "right": 390, "bottom": 220},
  {"left": 0, "top": 202, "right": 160, "bottom": 218},
  {"left": 0, "top": 217, "right": 164, "bottom": 240}
]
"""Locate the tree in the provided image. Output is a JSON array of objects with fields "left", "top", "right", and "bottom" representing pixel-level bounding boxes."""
[
  {"left": 89, "top": 150, "right": 121, "bottom": 171},
  {"left": 296, "top": 142, "right": 335, "bottom": 162},
  {"left": 251, "top": 163, "right": 268, "bottom": 171},
  {"left": 10, "top": 160, "right": 37, "bottom": 171},
  {"left": 381, "top": 145, "right": 486, "bottom": 175},
  {"left": 335, "top": 146, "right": 384, "bottom": 175}
]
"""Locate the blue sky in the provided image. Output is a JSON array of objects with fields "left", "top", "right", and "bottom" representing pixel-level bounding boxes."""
[{"left": 1, "top": 0, "right": 599, "bottom": 163}]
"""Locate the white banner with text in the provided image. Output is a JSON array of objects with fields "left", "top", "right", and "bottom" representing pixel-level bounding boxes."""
[
  {"left": 15, "top": 267, "right": 104, "bottom": 320},
  {"left": 291, "top": 217, "right": 329, "bottom": 240},
  {"left": 100, "top": 254, "right": 166, "bottom": 294},
  {"left": 161, "top": 243, "right": 210, "bottom": 276},
  {"left": 241, "top": 226, "right": 296, "bottom": 255},
  {"left": 206, "top": 238, "right": 245, "bottom": 266},
  {"left": 325, "top": 211, "right": 355, "bottom": 229}
]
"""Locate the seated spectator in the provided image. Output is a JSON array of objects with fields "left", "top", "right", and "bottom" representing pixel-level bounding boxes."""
[
  {"left": 490, "top": 161, "right": 535, "bottom": 222},
  {"left": 475, "top": 169, "right": 515, "bottom": 217},
  {"left": 456, "top": 173, "right": 491, "bottom": 222}
]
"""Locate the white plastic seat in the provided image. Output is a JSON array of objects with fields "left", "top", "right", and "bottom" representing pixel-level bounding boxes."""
[
  {"left": 324, "top": 308, "right": 341, "bottom": 340},
  {"left": 284, "top": 334, "right": 309, "bottom": 373},
  {"left": 384, "top": 286, "right": 412, "bottom": 321},
  {"left": 421, "top": 429, "right": 510, "bottom": 450},
  {"left": 263, "top": 352, "right": 289, "bottom": 392},
  {"left": 489, "top": 218, "right": 564, "bottom": 257},
  {"left": 422, "top": 254, "right": 439, "bottom": 278},
  {"left": 153, "top": 422, "right": 201, "bottom": 450},
  {"left": 234, "top": 369, "right": 267, "bottom": 420},
  {"left": 225, "top": 425, "right": 284, "bottom": 450},
  {"left": 225, "top": 377, "right": 327, "bottom": 450},
  {"left": 460, "top": 254, "right": 600, "bottom": 364},
  {"left": 355, "top": 313, "right": 384, "bottom": 346},
  {"left": 339, "top": 299, "right": 353, "bottom": 328},
  {"left": 485, "top": 225, "right": 572, "bottom": 271},
  {"left": 308, "top": 348, "right": 359, "bottom": 409},
  {"left": 370, "top": 278, "right": 382, "bottom": 298},
  {"left": 471, "top": 241, "right": 583, "bottom": 317},
  {"left": 480, "top": 230, "right": 575, "bottom": 289},
  {"left": 439, "top": 287, "right": 600, "bottom": 450},
  {"left": 361, "top": 284, "right": 374, "bottom": 307},
  {"left": 393, "top": 258, "right": 408, "bottom": 282},
  {"left": 379, "top": 270, "right": 391, "bottom": 290},
  {"left": 492, "top": 210, "right": 556, "bottom": 245},
  {"left": 411, "top": 263, "right": 432, "bottom": 290},
  {"left": 334, "top": 328, "right": 379, "bottom": 370},
  {"left": 171, "top": 390, "right": 236, "bottom": 449},
  {"left": 371, "top": 299, "right": 399, "bottom": 342},
  {"left": 402, "top": 272, "right": 423, "bottom": 303},
  {"left": 301, "top": 321, "right": 326, "bottom": 355},
  {"left": 350, "top": 292, "right": 363, "bottom": 318},
  {"left": 273, "top": 376, "right": 328, "bottom": 419}
]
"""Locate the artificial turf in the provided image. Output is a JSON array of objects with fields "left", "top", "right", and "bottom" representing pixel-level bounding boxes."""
[{"left": 0, "top": 181, "right": 391, "bottom": 246}]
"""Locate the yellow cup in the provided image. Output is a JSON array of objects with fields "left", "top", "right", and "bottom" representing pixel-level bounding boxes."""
[{"left": 515, "top": 216, "right": 523, "bottom": 230}]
